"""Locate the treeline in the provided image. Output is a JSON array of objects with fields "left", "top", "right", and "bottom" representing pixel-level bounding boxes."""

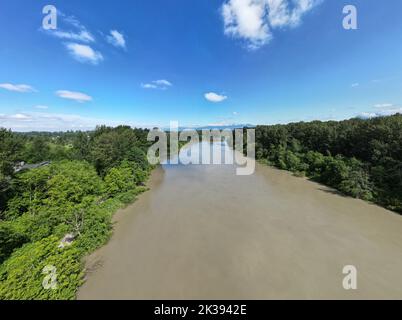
[
  {"left": 255, "top": 114, "right": 402, "bottom": 213},
  {"left": 0, "top": 125, "right": 153, "bottom": 299}
]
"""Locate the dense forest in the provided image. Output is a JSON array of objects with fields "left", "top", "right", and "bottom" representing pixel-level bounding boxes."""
[
  {"left": 0, "top": 125, "right": 153, "bottom": 299},
  {"left": 254, "top": 114, "right": 402, "bottom": 213}
]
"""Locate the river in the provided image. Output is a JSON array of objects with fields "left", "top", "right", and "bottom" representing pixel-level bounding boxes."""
[{"left": 78, "top": 142, "right": 402, "bottom": 299}]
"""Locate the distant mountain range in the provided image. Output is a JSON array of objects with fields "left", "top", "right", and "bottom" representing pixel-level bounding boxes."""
[
  {"left": 194, "top": 124, "right": 255, "bottom": 130},
  {"left": 163, "top": 124, "right": 255, "bottom": 131}
]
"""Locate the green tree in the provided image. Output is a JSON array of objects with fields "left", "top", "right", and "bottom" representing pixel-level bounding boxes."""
[
  {"left": 0, "top": 223, "right": 28, "bottom": 264},
  {"left": 103, "top": 164, "right": 136, "bottom": 197},
  {"left": 90, "top": 126, "right": 149, "bottom": 176},
  {"left": 0, "top": 129, "right": 23, "bottom": 213},
  {"left": 72, "top": 132, "right": 91, "bottom": 161},
  {"left": 23, "top": 136, "right": 51, "bottom": 163}
]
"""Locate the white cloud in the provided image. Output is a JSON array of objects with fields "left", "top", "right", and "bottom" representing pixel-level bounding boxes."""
[
  {"left": 374, "top": 103, "right": 393, "bottom": 109},
  {"left": 221, "top": 0, "right": 322, "bottom": 49},
  {"left": 42, "top": 13, "right": 106, "bottom": 64},
  {"left": 351, "top": 83, "right": 359, "bottom": 88},
  {"left": 106, "top": 30, "right": 126, "bottom": 49},
  {"left": 46, "top": 13, "right": 95, "bottom": 43},
  {"left": 9, "top": 113, "right": 31, "bottom": 120},
  {"left": 0, "top": 83, "right": 36, "bottom": 93},
  {"left": 141, "top": 80, "right": 173, "bottom": 90},
  {"left": 205, "top": 92, "right": 228, "bottom": 103},
  {"left": 141, "top": 83, "right": 158, "bottom": 89},
  {"left": 34, "top": 105, "right": 49, "bottom": 110},
  {"left": 63, "top": 15, "right": 84, "bottom": 29},
  {"left": 65, "top": 43, "right": 104, "bottom": 64},
  {"left": 51, "top": 30, "right": 95, "bottom": 43},
  {"left": 56, "top": 90, "right": 92, "bottom": 103},
  {"left": 358, "top": 112, "right": 376, "bottom": 119},
  {"left": 204, "top": 122, "right": 250, "bottom": 128},
  {"left": 233, "top": 111, "right": 239, "bottom": 115},
  {"left": 268, "top": 0, "right": 321, "bottom": 27},
  {"left": 0, "top": 112, "right": 101, "bottom": 131},
  {"left": 358, "top": 107, "right": 402, "bottom": 119},
  {"left": 378, "top": 108, "right": 402, "bottom": 116},
  {"left": 207, "top": 122, "right": 234, "bottom": 127},
  {"left": 153, "top": 80, "right": 172, "bottom": 87},
  {"left": 222, "top": 0, "right": 271, "bottom": 50}
]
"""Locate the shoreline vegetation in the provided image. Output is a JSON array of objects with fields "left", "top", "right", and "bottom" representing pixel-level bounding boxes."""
[
  {"left": 252, "top": 114, "right": 402, "bottom": 214},
  {"left": 0, "top": 125, "right": 154, "bottom": 299},
  {"left": 0, "top": 114, "right": 401, "bottom": 299}
]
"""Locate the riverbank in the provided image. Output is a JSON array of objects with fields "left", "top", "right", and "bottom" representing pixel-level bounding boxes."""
[
  {"left": 253, "top": 115, "right": 402, "bottom": 214},
  {"left": 0, "top": 163, "right": 152, "bottom": 300},
  {"left": 0, "top": 126, "right": 153, "bottom": 300}
]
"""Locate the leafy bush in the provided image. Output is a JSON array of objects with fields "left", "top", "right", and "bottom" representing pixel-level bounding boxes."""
[
  {"left": 304, "top": 151, "right": 325, "bottom": 178},
  {"left": 0, "top": 236, "right": 83, "bottom": 300},
  {"left": 0, "top": 223, "right": 28, "bottom": 264},
  {"left": 318, "top": 155, "right": 350, "bottom": 187},
  {"left": 338, "top": 158, "right": 374, "bottom": 200},
  {"left": 0, "top": 125, "right": 153, "bottom": 299},
  {"left": 104, "top": 164, "right": 136, "bottom": 197}
]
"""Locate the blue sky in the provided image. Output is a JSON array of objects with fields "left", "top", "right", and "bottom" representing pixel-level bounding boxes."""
[{"left": 1, "top": 0, "right": 402, "bottom": 131}]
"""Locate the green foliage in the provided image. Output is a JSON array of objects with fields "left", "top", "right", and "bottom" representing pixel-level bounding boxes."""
[
  {"left": 0, "top": 236, "right": 83, "bottom": 300},
  {"left": 255, "top": 114, "right": 401, "bottom": 212},
  {"left": 48, "top": 144, "right": 73, "bottom": 161},
  {"left": 45, "top": 161, "right": 102, "bottom": 206},
  {"left": 0, "top": 125, "right": 153, "bottom": 299},
  {"left": 90, "top": 126, "right": 150, "bottom": 176},
  {"left": 318, "top": 155, "right": 350, "bottom": 187},
  {"left": 104, "top": 163, "right": 136, "bottom": 197},
  {"left": 6, "top": 161, "right": 102, "bottom": 227},
  {"left": 72, "top": 132, "right": 91, "bottom": 161},
  {"left": 0, "top": 223, "right": 28, "bottom": 264},
  {"left": 304, "top": 151, "right": 326, "bottom": 179},
  {"left": 0, "top": 129, "right": 23, "bottom": 177},
  {"left": 6, "top": 165, "right": 51, "bottom": 219},
  {"left": 73, "top": 204, "right": 113, "bottom": 254},
  {"left": 371, "top": 158, "right": 402, "bottom": 210},
  {"left": 0, "top": 129, "right": 23, "bottom": 212},
  {"left": 22, "top": 137, "right": 51, "bottom": 163},
  {"left": 339, "top": 167, "right": 373, "bottom": 201}
]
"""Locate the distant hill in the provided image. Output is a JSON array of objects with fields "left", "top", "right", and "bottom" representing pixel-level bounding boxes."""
[{"left": 174, "top": 124, "right": 255, "bottom": 131}]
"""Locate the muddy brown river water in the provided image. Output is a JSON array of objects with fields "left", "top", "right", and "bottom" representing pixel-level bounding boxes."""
[{"left": 78, "top": 143, "right": 402, "bottom": 299}]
